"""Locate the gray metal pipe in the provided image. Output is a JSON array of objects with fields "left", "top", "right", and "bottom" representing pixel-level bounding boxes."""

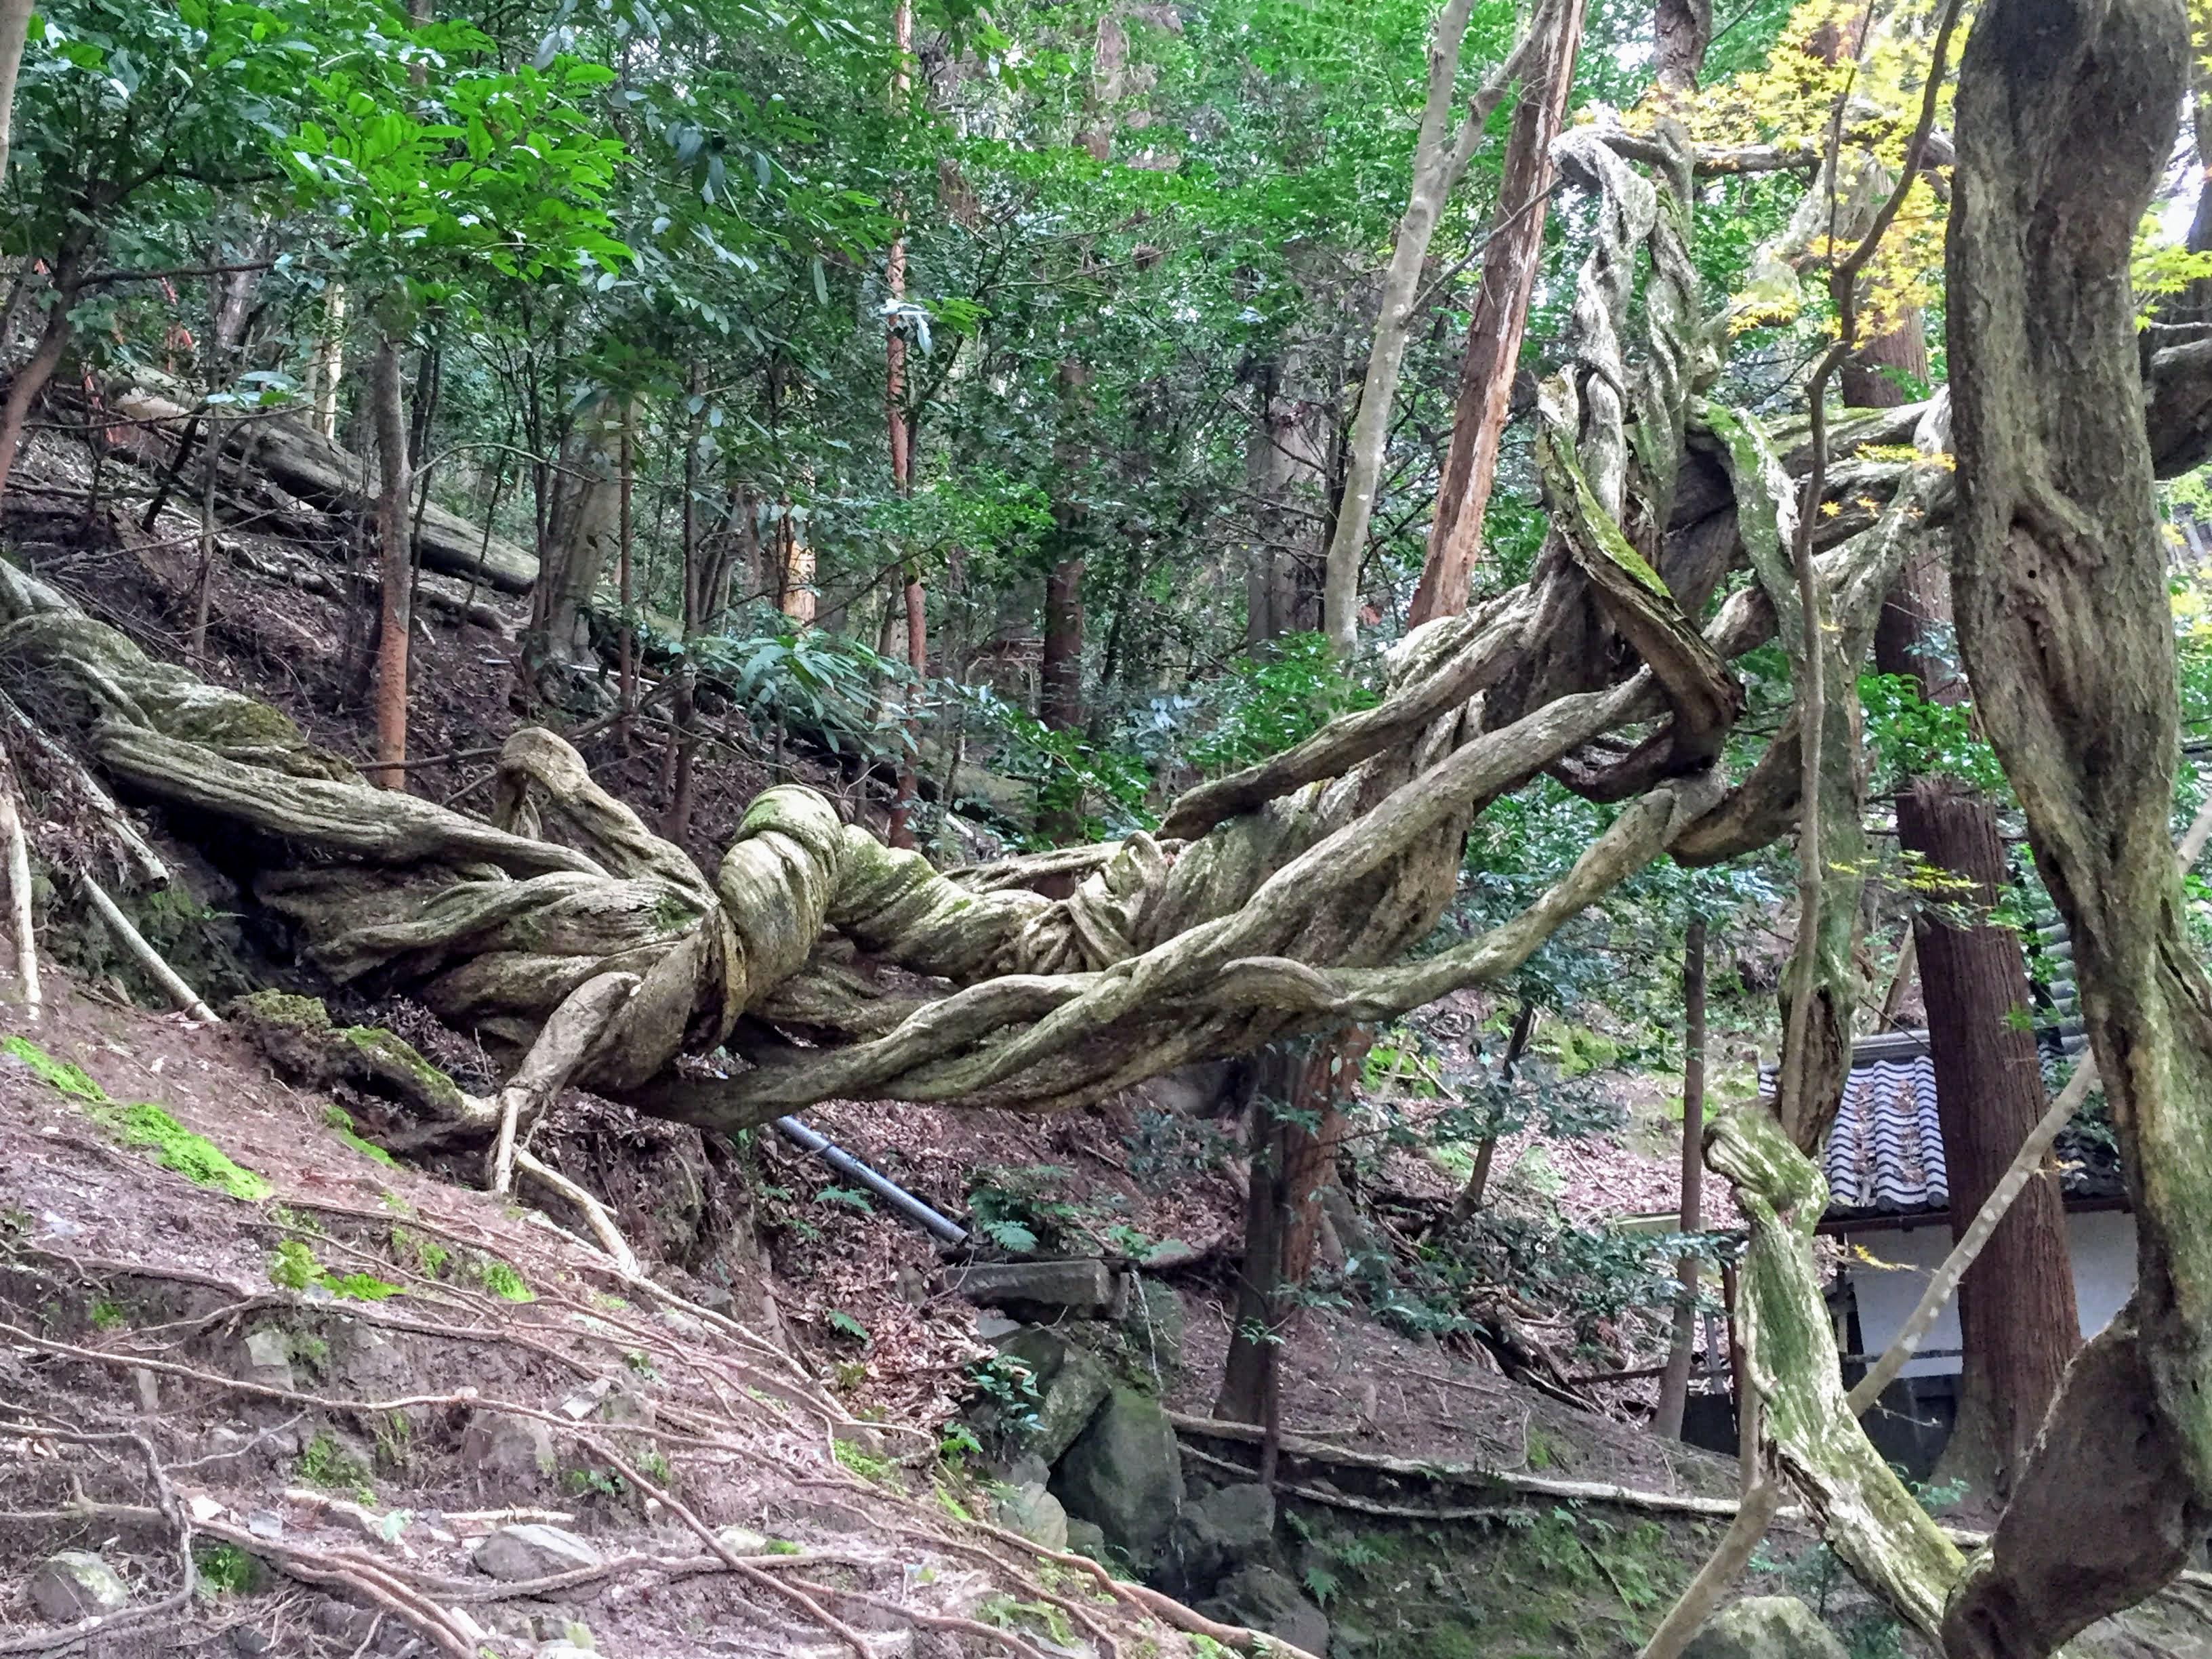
[{"left": 771, "top": 1115, "right": 968, "bottom": 1246}]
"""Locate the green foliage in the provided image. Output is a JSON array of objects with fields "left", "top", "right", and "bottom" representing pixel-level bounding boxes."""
[
  {"left": 193, "top": 1540, "right": 260, "bottom": 1595},
  {"left": 1859, "top": 671, "right": 2008, "bottom": 795},
  {"left": 1182, "top": 632, "right": 1379, "bottom": 777},
  {"left": 323, "top": 1106, "right": 396, "bottom": 1167},
  {"left": 964, "top": 1164, "right": 1090, "bottom": 1256},
  {"left": 832, "top": 1437, "right": 895, "bottom": 1483},
  {"left": 87, "top": 1297, "right": 127, "bottom": 1331},
  {"left": 464, "top": 1253, "right": 534, "bottom": 1303},
  {"left": 298, "top": 1432, "right": 373, "bottom": 1499},
  {"left": 270, "top": 1237, "right": 405, "bottom": 1301},
  {"left": 961, "top": 1351, "right": 1044, "bottom": 1446}
]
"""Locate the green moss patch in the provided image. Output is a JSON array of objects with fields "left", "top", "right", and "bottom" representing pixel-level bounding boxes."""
[
  {"left": 323, "top": 1105, "right": 396, "bottom": 1167},
  {"left": 4, "top": 1036, "right": 270, "bottom": 1201}
]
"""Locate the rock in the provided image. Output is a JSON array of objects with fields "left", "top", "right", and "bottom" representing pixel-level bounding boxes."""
[
  {"left": 998, "top": 1482, "right": 1069, "bottom": 1551},
  {"left": 537, "top": 1647, "right": 596, "bottom": 1659},
  {"left": 1129, "top": 1061, "right": 1237, "bottom": 1120},
  {"left": 1683, "top": 1597, "right": 1850, "bottom": 1659},
  {"left": 947, "top": 1258, "right": 1115, "bottom": 1315},
  {"left": 1064, "top": 1519, "right": 1109, "bottom": 1562},
  {"left": 241, "top": 1328, "right": 294, "bottom": 1391},
  {"left": 1199, "top": 1565, "right": 1328, "bottom": 1658},
  {"left": 996, "top": 1328, "right": 1112, "bottom": 1463},
  {"left": 831, "top": 1418, "right": 885, "bottom": 1458},
  {"left": 975, "top": 1315, "right": 1024, "bottom": 1344},
  {"left": 1052, "top": 1387, "right": 1184, "bottom": 1568},
  {"left": 472, "top": 1524, "right": 602, "bottom": 1582},
  {"left": 230, "top": 1629, "right": 273, "bottom": 1656},
  {"left": 332, "top": 1321, "right": 408, "bottom": 1393},
  {"left": 1165, "top": 1481, "right": 1275, "bottom": 1596},
  {"left": 715, "top": 1525, "right": 772, "bottom": 1555},
  {"left": 1118, "top": 1277, "right": 1186, "bottom": 1380},
  {"left": 461, "top": 1409, "right": 558, "bottom": 1490},
  {"left": 28, "top": 1552, "right": 129, "bottom": 1620}
]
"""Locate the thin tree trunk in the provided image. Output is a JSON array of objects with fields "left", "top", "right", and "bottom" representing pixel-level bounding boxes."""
[
  {"left": 0, "top": 267, "right": 80, "bottom": 504},
  {"left": 0, "top": 0, "right": 35, "bottom": 190},
  {"left": 308, "top": 284, "right": 346, "bottom": 441},
  {"left": 1038, "top": 359, "right": 1088, "bottom": 842},
  {"left": 1216, "top": 1031, "right": 1366, "bottom": 1430},
  {"left": 1407, "top": 0, "right": 1586, "bottom": 630},
  {"left": 1859, "top": 300, "right": 2078, "bottom": 1497},
  {"left": 1320, "top": 0, "right": 1552, "bottom": 655},
  {"left": 1452, "top": 998, "right": 1536, "bottom": 1221},
  {"left": 665, "top": 379, "right": 705, "bottom": 842},
  {"left": 1654, "top": 916, "right": 1708, "bottom": 1439},
  {"left": 369, "top": 331, "right": 412, "bottom": 788},
  {"left": 616, "top": 417, "right": 635, "bottom": 752},
  {"left": 884, "top": 0, "right": 926, "bottom": 851}
]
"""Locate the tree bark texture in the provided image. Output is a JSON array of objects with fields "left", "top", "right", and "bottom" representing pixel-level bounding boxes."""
[
  {"left": 369, "top": 331, "right": 412, "bottom": 788},
  {"left": 1899, "top": 775, "right": 2081, "bottom": 1495},
  {"left": 523, "top": 396, "right": 623, "bottom": 707},
  {"left": 1245, "top": 356, "right": 1329, "bottom": 647},
  {"left": 1407, "top": 0, "right": 1586, "bottom": 630},
  {"left": 0, "top": 256, "right": 81, "bottom": 505},
  {"left": 1875, "top": 525, "right": 2079, "bottom": 1499},
  {"left": 0, "top": 0, "right": 36, "bottom": 189},
  {"left": 1215, "top": 1032, "right": 1363, "bottom": 1427},
  {"left": 1319, "top": 0, "right": 1553, "bottom": 655},
  {"left": 1653, "top": 0, "right": 1711, "bottom": 93},
  {"left": 1945, "top": 0, "right": 2212, "bottom": 1645}
]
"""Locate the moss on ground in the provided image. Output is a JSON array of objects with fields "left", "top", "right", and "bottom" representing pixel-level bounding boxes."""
[
  {"left": 3, "top": 1035, "right": 270, "bottom": 1200},
  {"left": 323, "top": 1105, "right": 396, "bottom": 1166},
  {"left": 1287, "top": 1500, "right": 1704, "bottom": 1657}
]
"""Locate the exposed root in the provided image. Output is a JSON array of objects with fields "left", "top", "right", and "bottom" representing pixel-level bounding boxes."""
[
  {"left": 75, "top": 871, "right": 218, "bottom": 1023},
  {"left": 512, "top": 1147, "right": 643, "bottom": 1275}
]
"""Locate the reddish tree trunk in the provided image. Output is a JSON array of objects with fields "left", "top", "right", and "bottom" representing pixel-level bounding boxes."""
[
  {"left": 0, "top": 269, "right": 77, "bottom": 505},
  {"left": 1406, "top": 0, "right": 1585, "bottom": 628},
  {"left": 1216, "top": 1031, "right": 1367, "bottom": 1434},
  {"left": 369, "top": 331, "right": 412, "bottom": 790},
  {"left": 883, "top": 0, "right": 926, "bottom": 851},
  {"left": 1861, "top": 315, "right": 2080, "bottom": 1495}
]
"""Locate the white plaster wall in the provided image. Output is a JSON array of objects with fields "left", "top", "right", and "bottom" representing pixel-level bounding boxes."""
[{"left": 1843, "top": 1211, "right": 2136, "bottom": 1380}]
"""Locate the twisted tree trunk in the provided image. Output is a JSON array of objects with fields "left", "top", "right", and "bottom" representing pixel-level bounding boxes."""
[{"left": 1945, "top": 0, "right": 2212, "bottom": 1645}]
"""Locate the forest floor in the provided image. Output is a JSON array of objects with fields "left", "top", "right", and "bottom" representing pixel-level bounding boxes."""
[{"left": 22, "top": 412, "right": 2191, "bottom": 1657}]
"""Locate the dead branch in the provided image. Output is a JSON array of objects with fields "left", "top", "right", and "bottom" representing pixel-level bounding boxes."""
[{"left": 75, "top": 872, "right": 218, "bottom": 1023}]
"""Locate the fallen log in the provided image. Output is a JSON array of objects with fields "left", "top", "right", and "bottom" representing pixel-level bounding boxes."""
[{"left": 108, "top": 386, "right": 538, "bottom": 595}]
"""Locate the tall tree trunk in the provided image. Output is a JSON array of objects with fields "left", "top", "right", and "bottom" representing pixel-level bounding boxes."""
[
  {"left": 1245, "top": 357, "right": 1330, "bottom": 647},
  {"left": 1319, "top": 0, "right": 1552, "bottom": 655},
  {"left": 1653, "top": 0, "right": 1711, "bottom": 94},
  {"left": 1858, "top": 305, "right": 2076, "bottom": 1497},
  {"left": 1038, "top": 359, "right": 1088, "bottom": 842},
  {"left": 665, "top": 377, "right": 705, "bottom": 843},
  {"left": 1900, "top": 773, "right": 2083, "bottom": 1494},
  {"left": 1653, "top": 916, "right": 1707, "bottom": 1439},
  {"left": 1944, "top": 0, "right": 2210, "bottom": 1644},
  {"left": 616, "top": 415, "right": 635, "bottom": 751},
  {"left": 0, "top": 0, "right": 34, "bottom": 190},
  {"left": 306, "top": 285, "right": 347, "bottom": 441},
  {"left": 369, "top": 331, "right": 412, "bottom": 788},
  {"left": 1406, "top": 0, "right": 1586, "bottom": 629},
  {"left": 1216, "top": 1031, "right": 1366, "bottom": 1437},
  {"left": 884, "top": 0, "right": 926, "bottom": 850},
  {"left": 521, "top": 396, "right": 622, "bottom": 709}
]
